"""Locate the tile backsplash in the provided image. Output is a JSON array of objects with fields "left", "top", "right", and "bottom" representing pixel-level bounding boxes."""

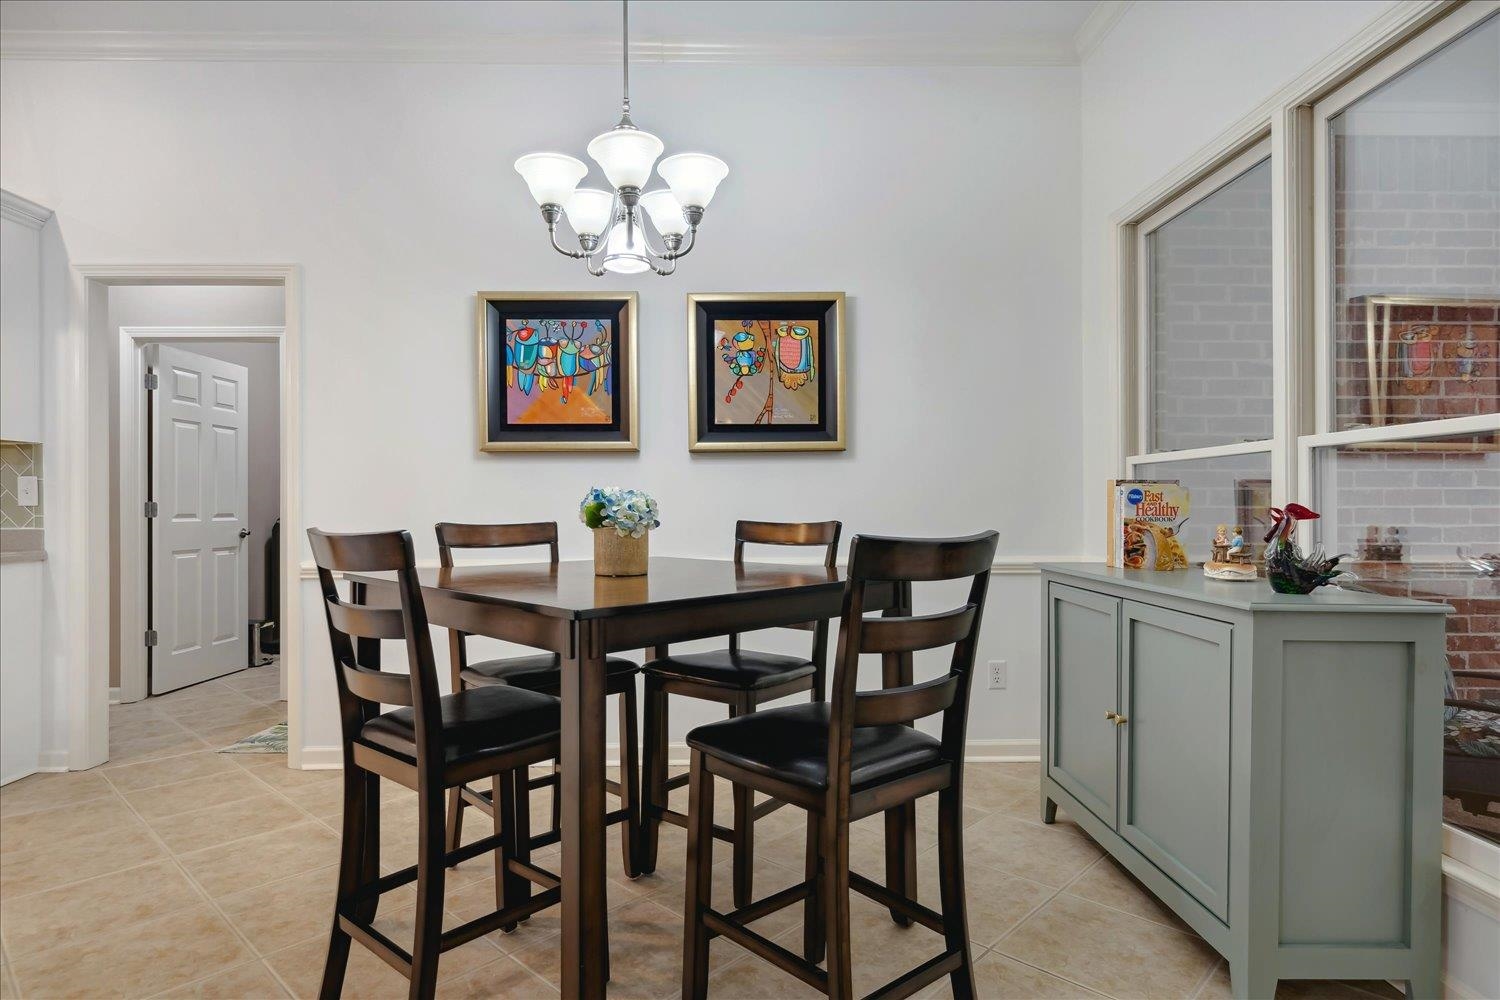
[{"left": 0, "top": 440, "right": 43, "bottom": 528}]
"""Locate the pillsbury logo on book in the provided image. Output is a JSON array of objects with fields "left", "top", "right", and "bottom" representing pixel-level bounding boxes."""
[{"left": 1126, "top": 487, "right": 1144, "bottom": 506}]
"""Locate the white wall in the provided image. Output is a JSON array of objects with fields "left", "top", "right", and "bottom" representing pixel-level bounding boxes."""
[
  {"left": 1077, "top": 0, "right": 1395, "bottom": 548},
  {"left": 1, "top": 57, "right": 1083, "bottom": 756},
  {"left": 105, "top": 285, "right": 285, "bottom": 686}
]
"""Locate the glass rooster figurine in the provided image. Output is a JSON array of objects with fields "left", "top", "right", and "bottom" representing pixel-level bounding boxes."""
[{"left": 1263, "top": 503, "right": 1345, "bottom": 594}]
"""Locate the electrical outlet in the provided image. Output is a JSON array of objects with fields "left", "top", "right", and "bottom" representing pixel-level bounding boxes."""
[
  {"left": 16, "top": 476, "right": 38, "bottom": 507},
  {"left": 988, "top": 660, "right": 1007, "bottom": 690}
]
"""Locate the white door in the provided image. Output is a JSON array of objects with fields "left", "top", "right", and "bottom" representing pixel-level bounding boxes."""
[{"left": 149, "top": 345, "right": 250, "bottom": 694}]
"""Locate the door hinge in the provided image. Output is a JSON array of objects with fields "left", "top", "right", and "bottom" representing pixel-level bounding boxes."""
[
  {"left": 143, "top": 370, "right": 159, "bottom": 390},
  {"left": 144, "top": 629, "right": 159, "bottom": 647},
  {"left": 143, "top": 500, "right": 159, "bottom": 518}
]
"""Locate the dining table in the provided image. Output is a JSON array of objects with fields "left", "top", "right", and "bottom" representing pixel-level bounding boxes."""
[{"left": 342, "top": 555, "right": 904, "bottom": 1000}]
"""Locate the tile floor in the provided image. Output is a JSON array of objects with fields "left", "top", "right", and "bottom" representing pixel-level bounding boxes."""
[{"left": 0, "top": 666, "right": 1406, "bottom": 999}]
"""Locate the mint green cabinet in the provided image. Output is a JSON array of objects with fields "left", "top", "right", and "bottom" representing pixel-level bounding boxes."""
[{"left": 1040, "top": 565, "right": 1446, "bottom": 1000}]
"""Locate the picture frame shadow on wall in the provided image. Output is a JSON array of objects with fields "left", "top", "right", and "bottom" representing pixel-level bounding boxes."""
[
  {"left": 476, "top": 291, "right": 639, "bottom": 452},
  {"left": 687, "top": 292, "right": 846, "bottom": 453}
]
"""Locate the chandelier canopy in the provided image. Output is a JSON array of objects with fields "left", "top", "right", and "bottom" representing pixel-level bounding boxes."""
[{"left": 514, "top": 1, "right": 728, "bottom": 276}]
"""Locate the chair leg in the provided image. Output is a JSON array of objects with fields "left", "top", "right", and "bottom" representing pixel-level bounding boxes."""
[
  {"left": 618, "top": 678, "right": 642, "bottom": 878},
  {"left": 549, "top": 761, "right": 561, "bottom": 837},
  {"left": 802, "top": 807, "right": 825, "bottom": 964},
  {"left": 408, "top": 777, "right": 447, "bottom": 1000},
  {"left": 681, "top": 750, "right": 716, "bottom": 1000},
  {"left": 937, "top": 785, "right": 975, "bottom": 1000},
  {"left": 512, "top": 768, "right": 533, "bottom": 927},
  {"left": 495, "top": 769, "right": 528, "bottom": 931},
  {"left": 320, "top": 764, "right": 373, "bottom": 1000},
  {"left": 730, "top": 696, "right": 756, "bottom": 909},
  {"left": 822, "top": 804, "right": 854, "bottom": 1000},
  {"left": 638, "top": 674, "right": 668, "bottom": 875},
  {"left": 444, "top": 786, "right": 464, "bottom": 859}
]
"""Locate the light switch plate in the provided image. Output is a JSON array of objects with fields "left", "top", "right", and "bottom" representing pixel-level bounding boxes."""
[{"left": 16, "top": 475, "right": 38, "bottom": 507}]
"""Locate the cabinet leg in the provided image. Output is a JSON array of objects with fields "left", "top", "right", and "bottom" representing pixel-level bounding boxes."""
[
  {"left": 1228, "top": 959, "right": 1275, "bottom": 1000},
  {"left": 1041, "top": 796, "right": 1057, "bottom": 825},
  {"left": 1403, "top": 973, "right": 1440, "bottom": 1000}
]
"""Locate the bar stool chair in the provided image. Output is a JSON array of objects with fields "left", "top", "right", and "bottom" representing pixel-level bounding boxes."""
[
  {"left": 680, "top": 531, "right": 999, "bottom": 1000},
  {"left": 638, "top": 519, "right": 841, "bottom": 907},
  {"left": 309, "top": 528, "right": 564, "bottom": 1000},
  {"left": 436, "top": 521, "right": 642, "bottom": 877}
]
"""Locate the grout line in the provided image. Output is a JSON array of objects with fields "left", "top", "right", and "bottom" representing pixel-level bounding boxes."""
[{"left": 1189, "top": 957, "right": 1224, "bottom": 999}]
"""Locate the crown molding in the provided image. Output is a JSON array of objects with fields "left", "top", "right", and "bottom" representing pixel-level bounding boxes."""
[
  {"left": 0, "top": 29, "right": 1080, "bottom": 67},
  {"left": 1074, "top": 0, "right": 1133, "bottom": 61},
  {"left": 0, "top": 189, "right": 53, "bottom": 229}
]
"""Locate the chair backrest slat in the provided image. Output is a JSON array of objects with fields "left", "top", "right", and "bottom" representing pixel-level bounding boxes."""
[
  {"left": 727, "top": 520, "right": 842, "bottom": 660},
  {"left": 344, "top": 665, "right": 416, "bottom": 706},
  {"left": 858, "top": 606, "right": 976, "bottom": 655},
  {"left": 853, "top": 674, "right": 959, "bottom": 726},
  {"left": 826, "top": 530, "right": 999, "bottom": 789},
  {"left": 436, "top": 521, "right": 558, "bottom": 568},
  {"left": 327, "top": 600, "right": 406, "bottom": 640}
]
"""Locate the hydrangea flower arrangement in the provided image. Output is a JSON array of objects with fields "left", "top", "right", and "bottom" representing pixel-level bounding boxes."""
[{"left": 579, "top": 487, "right": 661, "bottom": 539}]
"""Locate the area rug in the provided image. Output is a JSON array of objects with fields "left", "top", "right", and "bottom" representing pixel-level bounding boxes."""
[{"left": 219, "top": 722, "right": 288, "bottom": 754}]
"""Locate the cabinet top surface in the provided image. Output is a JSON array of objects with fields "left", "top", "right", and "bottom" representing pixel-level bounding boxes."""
[{"left": 1038, "top": 563, "right": 1452, "bottom": 614}]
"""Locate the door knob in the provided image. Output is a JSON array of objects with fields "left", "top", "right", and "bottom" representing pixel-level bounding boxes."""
[{"left": 238, "top": 528, "right": 252, "bottom": 539}]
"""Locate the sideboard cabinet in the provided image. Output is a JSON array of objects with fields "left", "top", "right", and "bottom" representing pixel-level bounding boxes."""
[{"left": 1038, "top": 564, "right": 1447, "bottom": 1000}]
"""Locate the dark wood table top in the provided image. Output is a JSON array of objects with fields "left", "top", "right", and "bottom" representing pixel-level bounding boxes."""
[{"left": 345, "top": 556, "right": 844, "bottom": 620}]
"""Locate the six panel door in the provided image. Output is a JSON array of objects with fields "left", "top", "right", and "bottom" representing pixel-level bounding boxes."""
[
  {"left": 1047, "top": 583, "right": 1121, "bottom": 828},
  {"left": 150, "top": 345, "right": 251, "bottom": 694},
  {"left": 1119, "top": 600, "right": 1232, "bottom": 922}
]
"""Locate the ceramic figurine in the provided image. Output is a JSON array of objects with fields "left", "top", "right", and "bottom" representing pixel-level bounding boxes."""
[{"left": 1205, "top": 523, "right": 1257, "bottom": 582}]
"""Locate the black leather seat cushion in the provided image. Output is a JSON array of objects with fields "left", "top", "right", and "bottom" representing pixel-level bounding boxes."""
[
  {"left": 461, "top": 654, "right": 638, "bottom": 693},
  {"left": 686, "top": 703, "right": 943, "bottom": 791},
  {"left": 644, "top": 649, "right": 815, "bottom": 690},
  {"left": 359, "top": 685, "right": 559, "bottom": 768}
]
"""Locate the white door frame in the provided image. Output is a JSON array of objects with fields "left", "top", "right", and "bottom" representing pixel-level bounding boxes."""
[
  {"left": 117, "top": 325, "right": 285, "bottom": 704},
  {"left": 67, "top": 264, "right": 303, "bottom": 769}
]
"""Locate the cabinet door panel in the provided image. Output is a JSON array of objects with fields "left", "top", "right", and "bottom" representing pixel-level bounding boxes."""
[
  {"left": 1120, "top": 600, "right": 1231, "bottom": 922},
  {"left": 1047, "top": 584, "right": 1119, "bottom": 828}
]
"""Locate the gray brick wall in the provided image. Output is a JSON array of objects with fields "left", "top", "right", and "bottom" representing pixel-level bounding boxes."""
[{"left": 1150, "top": 158, "right": 1274, "bottom": 452}]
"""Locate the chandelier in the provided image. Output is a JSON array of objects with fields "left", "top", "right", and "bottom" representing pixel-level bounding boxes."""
[{"left": 514, "top": 1, "right": 729, "bottom": 276}]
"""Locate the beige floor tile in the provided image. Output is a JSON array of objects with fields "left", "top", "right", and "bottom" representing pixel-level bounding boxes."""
[
  {"left": 218, "top": 865, "right": 342, "bottom": 955},
  {"left": 959, "top": 812, "right": 1103, "bottom": 888},
  {"left": 702, "top": 929, "right": 821, "bottom": 1000},
  {"left": 914, "top": 848, "right": 1058, "bottom": 948},
  {"left": 174, "top": 703, "right": 285, "bottom": 734},
  {"left": 105, "top": 716, "right": 193, "bottom": 744},
  {"left": 0, "top": 964, "right": 16, "bottom": 1000},
  {"left": 155, "top": 959, "right": 291, "bottom": 998},
  {"left": 9, "top": 902, "right": 251, "bottom": 999},
  {"left": 510, "top": 897, "right": 743, "bottom": 999},
  {"left": 998, "top": 892, "right": 1218, "bottom": 999},
  {"left": 240, "top": 759, "right": 342, "bottom": 794},
  {"left": 178, "top": 821, "right": 341, "bottom": 898},
  {"left": 157, "top": 691, "right": 262, "bottom": 719},
  {"left": 0, "top": 824, "right": 168, "bottom": 898},
  {"left": 0, "top": 859, "right": 203, "bottom": 958},
  {"left": 145, "top": 792, "right": 307, "bottom": 854},
  {"left": 0, "top": 794, "right": 145, "bottom": 857},
  {"left": 437, "top": 956, "right": 559, "bottom": 999},
  {"left": 266, "top": 905, "right": 502, "bottom": 999},
  {"left": 920, "top": 950, "right": 1108, "bottom": 999},
  {"left": 1194, "top": 961, "right": 1404, "bottom": 1000},
  {"left": 105, "top": 730, "right": 214, "bottom": 767},
  {"left": 103, "top": 750, "right": 243, "bottom": 792},
  {"left": 1065, "top": 855, "right": 1195, "bottom": 933},
  {"left": 124, "top": 769, "right": 275, "bottom": 820},
  {"left": 0, "top": 770, "right": 116, "bottom": 818}
]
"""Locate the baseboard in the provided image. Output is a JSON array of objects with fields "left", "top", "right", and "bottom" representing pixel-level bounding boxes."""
[
  {"left": 109, "top": 686, "right": 123, "bottom": 705},
  {"left": 295, "top": 739, "right": 1041, "bottom": 770},
  {"left": 36, "top": 749, "right": 69, "bottom": 772}
]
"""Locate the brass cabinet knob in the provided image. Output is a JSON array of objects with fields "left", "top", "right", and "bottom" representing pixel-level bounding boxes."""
[
  {"left": 1104, "top": 710, "right": 1119, "bottom": 722},
  {"left": 1113, "top": 714, "right": 1128, "bottom": 726}
]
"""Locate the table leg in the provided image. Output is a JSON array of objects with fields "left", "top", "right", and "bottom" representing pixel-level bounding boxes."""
[{"left": 560, "top": 620, "right": 608, "bottom": 1000}]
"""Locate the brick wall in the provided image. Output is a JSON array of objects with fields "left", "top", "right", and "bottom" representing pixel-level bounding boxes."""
[{"left": 1150, "top": 158, "right": 1274, "bottom": 453}]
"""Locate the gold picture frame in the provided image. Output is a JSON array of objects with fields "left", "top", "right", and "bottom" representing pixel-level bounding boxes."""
[
  {"left": 476, "top": 291, "right": 639, "bottom": 453},
  {"left": 686, "top": 292, "right": 847, "bottom": 453}
]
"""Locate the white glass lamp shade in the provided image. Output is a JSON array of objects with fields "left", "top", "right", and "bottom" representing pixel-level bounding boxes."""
[
  {"left": 640, "top": 190, "right": 688, "bottom": 237},
  {"left": 602, "top": 218, "right": 652, "bottom": 274},
  {"left": 586, "top": 128, "right": 664, "bottom": 190},
  {"left": 514, "top": 152, "right": 587, "bottom": 207},
  {"left": 657, "top": 153, "right": 728, "bottom": 209},
  {"left": 564, "top": 188, "right": 614, "bottom": 238}
]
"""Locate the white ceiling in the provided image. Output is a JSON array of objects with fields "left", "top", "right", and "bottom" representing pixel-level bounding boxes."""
[{"left": 0, "top": 1, "right": 1125, "bottom": 66}]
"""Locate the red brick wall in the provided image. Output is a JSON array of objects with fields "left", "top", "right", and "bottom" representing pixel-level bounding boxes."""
[{"left": 1353, "top": 562, "right": 1500, "bottom": 695}]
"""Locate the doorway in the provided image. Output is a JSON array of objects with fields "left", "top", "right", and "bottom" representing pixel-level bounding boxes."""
[{"left": 59, "top": 265, "right": 303, "bottom": 772}]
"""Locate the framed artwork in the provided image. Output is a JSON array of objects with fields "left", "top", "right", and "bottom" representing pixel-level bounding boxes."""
[
  {"left": 476, "top": 291, "right": 638, "bottom": 452},
  {"left": 686, "top": 292, "right": 846, "bottom": 452}
]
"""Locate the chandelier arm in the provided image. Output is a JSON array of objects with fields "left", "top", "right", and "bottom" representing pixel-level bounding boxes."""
[
  {"left": 547, "top": 223, "right": 590, "bottom": 260},
  {"left": 648, "top": 255, "right": 677, "bottom": 276},
  {"left": 665, "top": 226, "right": 699, "bottom": 261}
]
